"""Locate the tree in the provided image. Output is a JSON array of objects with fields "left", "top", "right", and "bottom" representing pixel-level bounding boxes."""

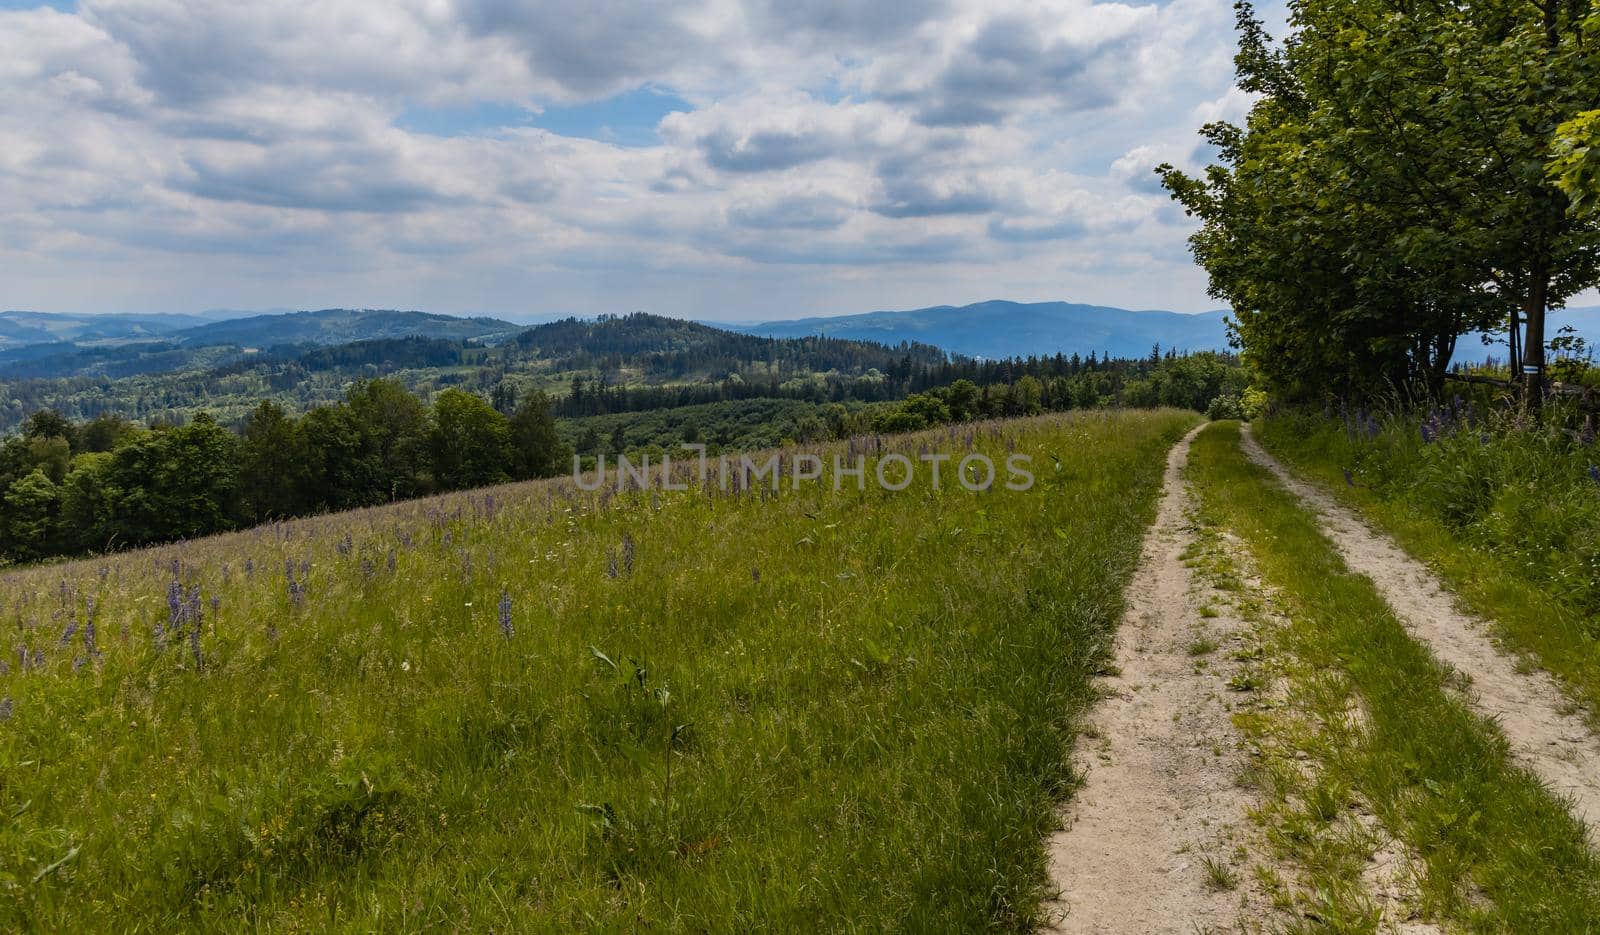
[
  {"left": 346, "top": 379, "right": 429, "bottom": 500},
  {"left": 1162, "top": 0, "right": 1600, "bottom": 401},
  {"left": 59, "top": 453, "right": 116, "bottom": 553},
  {"left": 430, "top": 389, "right": 512, "bottom": 490},
  {"left": 22, "top": 409, "right": 77, "bottom": 450},
  {"left": 106, "top": 413, "right": 238, "bottom": 544},
  {"left": 508, "top": 390, "right": 569, "bottom": 479},
  {"left": 2, "top": 470, "right": 62, "bottom": 561},
  {"left": 945, "top": 379, "right": 980, "bottom": 422},
  {"left": 239, "top": 401, "right": 309, "bottom": 522}
]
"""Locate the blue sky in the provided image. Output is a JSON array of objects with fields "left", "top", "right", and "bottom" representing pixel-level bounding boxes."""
[
  {"left": 398, "top": 88, "right": 693, "bottom": 146},
  {"left": 0, "top": 0, "right": 1265, "bottom": 320}
]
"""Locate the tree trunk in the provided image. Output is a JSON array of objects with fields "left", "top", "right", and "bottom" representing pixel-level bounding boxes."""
[{"left": 1522, "top": 264, "right": 1548, "bottom": 408}]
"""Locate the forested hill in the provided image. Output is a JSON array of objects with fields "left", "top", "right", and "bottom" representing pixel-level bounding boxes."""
[
  {"left": 175, "top": 308, "right": 521, "bottom": 348},
  {"left": 515, "top": 313, "right": 948, "bottom": 375},
  {"left": 0, "top": 312, "right": 949, "bottom": 433}
]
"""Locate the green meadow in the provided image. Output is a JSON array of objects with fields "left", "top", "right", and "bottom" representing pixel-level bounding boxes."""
[{"left": 0, "top": 410, "right": 1198, "bottom": 931}]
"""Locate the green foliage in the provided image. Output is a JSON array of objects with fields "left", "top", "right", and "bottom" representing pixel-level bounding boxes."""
[
  {"left": 1164, "top": 0, "right": 1600, "bottom": 399},
  {"left": 430, "top": 389, "right": 513, "bottom": 491}
]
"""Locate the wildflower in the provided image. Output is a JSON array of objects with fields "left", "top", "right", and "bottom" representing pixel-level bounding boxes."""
[
  {"left": 83, "top": 597, "right": 98, "bottom": 657},
  {"left": 1589, "top": 464, "right": 1600, "bottom": 487},
  {"left": 58, "top": 611, "right": 78, "bottom": 648},
  {"left": 606, "top": 551, "right": 619, "bottom": 579},
  {"left": 387, "top": 549, "right": 397, "bottom": 574},
  {"left": 498, "top": 590, "right": 514, "bottom": 639},
  {"left": 0, "top": 698, "right": 11, "bottom": 721},
  {"left": 1420, "top": 422, "right": 1435, "bottom": 444},
  {"left": 622, "top": 534, "right": 635, "bottom": 576},
  {"left": 1343, "top": 469, "right": 1355, "bottom": 487}
]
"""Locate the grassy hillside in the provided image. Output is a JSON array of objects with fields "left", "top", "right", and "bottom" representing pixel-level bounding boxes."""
[{"left": 0, "top": 410, "right": 1198, "bottom": 930}]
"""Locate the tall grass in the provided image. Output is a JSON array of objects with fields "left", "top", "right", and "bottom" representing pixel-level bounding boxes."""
[
  {"left": 1256, "top": 401, "right": 1600, "bottom": 719},
  {"left": 0, "top": 410, "right": 1197, "bottom": 931}
]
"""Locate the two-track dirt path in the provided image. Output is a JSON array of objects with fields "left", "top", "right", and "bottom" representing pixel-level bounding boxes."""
[
  {"left": 1240, "top": 426, "right": 1600, "bottom": 841},
  {"left": 1044, "top": 426, "right": 1261, "bottom": 932}
]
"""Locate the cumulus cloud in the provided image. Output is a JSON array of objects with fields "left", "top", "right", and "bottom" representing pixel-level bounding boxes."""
[{"left": 0, "top": 0, "right": 1255, "bottom": 318}]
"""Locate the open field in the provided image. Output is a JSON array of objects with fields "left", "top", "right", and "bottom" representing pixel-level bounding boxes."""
[{"left": 0, "top": 409, "right": 1198, "bottom": 931}]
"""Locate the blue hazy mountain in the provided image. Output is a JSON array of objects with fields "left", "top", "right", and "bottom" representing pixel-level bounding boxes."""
[
  {"left": 722, "top": 300, "right": 1233, "bottom": 360},
  {"left": 1457, "top": 305, "right": 1600, "bottom": 365},
  {"left": 0, "top": 311, "right": 213, "bottom": 349}
]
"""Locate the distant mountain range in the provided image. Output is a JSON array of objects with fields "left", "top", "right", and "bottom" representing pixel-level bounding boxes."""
[
  {"left": 721, "top": 300, "right": 1233, "bottom": 360},
  {"left": 0, "top": 308, "right": 524, "bottom": 379}
]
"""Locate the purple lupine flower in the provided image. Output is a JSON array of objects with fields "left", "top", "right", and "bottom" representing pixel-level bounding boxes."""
[
  {"left": 1589, "top": 464, "right": 1600, "bottom": 487},
  {"left": 498, "top": 590, "right": 514, "bottom": 639},
  {"left": 245, "top": 557, "right": 255, "bottom": 577},
  {"left": 164, "top": 580, "right": 183, "bottom": 645},
  {"left": 387, "top": 549, "right": 397, "bottom": 574},
  {"left": 83, "top": 597, "right": 98, "bottom": 656},
  {"left": 0, "top": 697, "right": 11, "bottom": 721},
  {"left": 1343, "top": 469, "right": 1355, "bottom": 487},
  {"left": 1583, "top": 420, "right": 1596, "bottom": 447},
  {"left": 58, "top": 611, "right": 78, "bottom": 648},
  {"left": 606, "top": 551, "right": 619, "bottom": 579},
  {"left": 621, "top": 534, "right": 635, "bottom": 577},
  {"left": 1420, "top": 422, "right": 1435, "bottom": 444}
]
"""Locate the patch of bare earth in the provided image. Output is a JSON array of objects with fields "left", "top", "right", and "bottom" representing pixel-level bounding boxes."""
[
  {"left": 1241, "top": 425, "right": 1600, "bottom": 842},
  {"left": 1043, "top": 427, "right": 1267, "bottom": 933}
]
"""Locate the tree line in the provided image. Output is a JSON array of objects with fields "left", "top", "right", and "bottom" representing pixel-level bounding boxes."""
[
  {"left": 1, "top": 351, "right": 1244, "bottom": 565},
  {"left": 1160, "top": 0, "right": 1600, "bottom": 401},
  {"left": 0, "top": 380, "right": 567, "bottom": 564}
]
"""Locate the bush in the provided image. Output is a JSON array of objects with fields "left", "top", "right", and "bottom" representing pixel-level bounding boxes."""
[{"left": 1206, "top": 394, "right": 1246, "bottom": 421}]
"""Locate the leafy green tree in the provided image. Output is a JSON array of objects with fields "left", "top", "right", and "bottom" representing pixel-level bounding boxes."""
[
  {"left": 80, "top": 415, "right": 135, "bottom": 453},
  {"left": 346, "top": 379, "right": 429, "bottom": 500},
  {"left": 945, "top": 379, "right": 980, "bottom": 422},
  {"left": 509, "top": 390, "right": 570, "bottom": 479},
  {"left": 107, "top": 414, "right": 238, "bottom": 544},
  {"left": 22, "top": 409, "right": 77, "bottom": 450},
  {"left": 59, "top": 453, "right": 116, "bottom": 552},
  {"left": 1163, "top": 0, "right": 1600, "bottom": 400},
  {"left": 430, "top": 389, "right": 512, "bottom": 490},
  {"left": 2, "top": 470, "right": 62, "bottom": 561},
  {"left": 239, "top": 401, "right": 310, "bottom": 522}
]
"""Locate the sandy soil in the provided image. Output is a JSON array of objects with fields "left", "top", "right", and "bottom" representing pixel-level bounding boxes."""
[
  {"left": 1043, "top": 426, "right": 1263, "bottom": 933},
  {"left": 1241, "top": 426, "right": 1600, "bottom": 842}
]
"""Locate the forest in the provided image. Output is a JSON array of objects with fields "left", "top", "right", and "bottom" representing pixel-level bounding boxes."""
[{"left": 0, "top": 347, "right": 1244, "bottom": 566}]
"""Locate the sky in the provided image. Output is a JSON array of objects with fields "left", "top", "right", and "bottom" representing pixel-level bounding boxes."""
[{"left": 0, "top": 0, "right": 1268, "bottom": 322}]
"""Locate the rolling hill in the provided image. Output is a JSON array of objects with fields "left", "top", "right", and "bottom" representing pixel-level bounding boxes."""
[
  {"left": 173, "top": 308, "right": 521, "bottom": 348},
  {"left": 723, "top": 300, "right": 1234, "bottom": 360}
]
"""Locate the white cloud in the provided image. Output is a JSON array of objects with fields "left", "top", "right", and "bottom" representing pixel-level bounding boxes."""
[{"left": 0, "top": 0, "right": 1260, "bottom": 318}]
